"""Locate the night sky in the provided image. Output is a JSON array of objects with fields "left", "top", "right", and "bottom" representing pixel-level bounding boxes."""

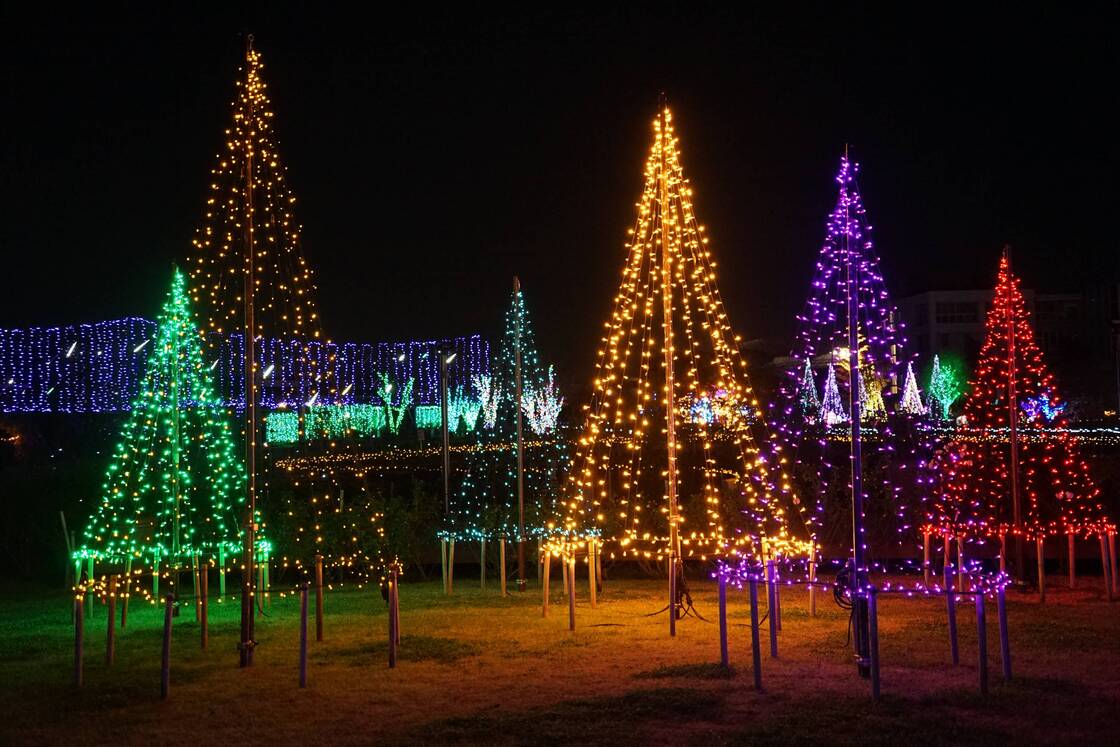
[{"left": 3, "top": 5, "right": 1117, "bottom": 383}]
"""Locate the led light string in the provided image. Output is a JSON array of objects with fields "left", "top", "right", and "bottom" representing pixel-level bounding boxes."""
[
  {"left": 554, "top": 107, "right": 807, "bottom": 564},
  {"left": 445, "top": 284, "right": 567, "bottom": 542},
  {"left": 927, "top": 256, "right": 1113, "bottom": 541}
]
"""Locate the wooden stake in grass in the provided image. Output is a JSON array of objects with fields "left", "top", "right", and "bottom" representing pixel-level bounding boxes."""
[
  {"left": 200, "top": 560, "right": 209, "bottom": 650},
  {"left": 999, "top": 533, "right": 1007, "bottom": 575},
  {"left": 448, "top": 540, "right": 456, "bottom": 595},
  {"left": 314, "top": 553, "right": 324, "bottom": 642},
  {"left": 440, "top": 539, "right": 448, "bottom": 594},
  {"left": 997, "top": 585, "right": 1011, "bottom": 680},
  {"left": 1068, "top": 533, "right": 1076, "bottom": 589},
  {"left": 1100, "top": 532, "right": 1113, "bottom": 603},
  {"left": 976, "top": 590, "right": 988, "bottom": 695},
  {"left": 942, "top": 534, "right": 951, "bottom": 577},
  {"left": 868, "top": 586, "right": 880, "bottom": 700},
  {"left": 541, "top": 550, "right": 551, "bottom": 617},
  {"left": 193, "top": 554, "right": 201, "bottom": 621},
  {"left": 160, "top": 594, "right": 173, "bottom": 700},
  {"left": 766, "top": 561, "right": 778, "bottom": 658},
  {"left": 945, "top": 563, "right": 959, "bottom": 665},
  {"left": 718, "top": 573, "right": 728, "bottom": 668},
  {"left": 923, "top": 530, "right": 931, "bottom": 588},
  {"left": 1036, "top": 536, "right": 1046, "bottom": 603},
  {"left": 299, "top": 583, "right": 308, "bottom": 687},
  {"left": 74, "top": 594, "right": 83, "bottom": 688},
  {"left": 121, "top": 556, "right": 132, "bottom": 629},
  {"left": 561, "top": 551, "right": 569, "bottom": 600},
  {"left": 388, "top": 573, "right": 398, "bottom": 669},
  {"left": 86, "top": 558, "right": 94, "bottom": 618},
  {"left": 219, "top": 546, "right": 226, "bottom": 599},
  {"left": 499, "top": 537, "right": 507, "bottom": 597},
  {"left": 480, "top": 538, "right": 486, "bottom": 590},
  {"left": 1109, "top": 531, "right": 1118, "bottom": 599},
  {"left": 957, "top": 536, "right": 966, "bottom": 593},
  {"left": 393, "top": 567, "right": 401, "bottom": 646},
  {"left": 748, "top": 572, "right": 762, "bottom": 692},
  {"left": 588, "top": 541, "right": 597, "bottom": 609},
  {"left": 567, "top": 554, "right": 576, "bottom": 632},
  {"left": 106, "top": 575, "right": 117, "bottom": 667},
  {"left": 809, "top": 543, "right": 817, "bottom": 617}
]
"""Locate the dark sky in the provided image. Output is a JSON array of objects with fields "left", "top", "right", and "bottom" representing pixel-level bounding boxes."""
[{"left": 2, "top": 5, "right": 1117, "bottom": 383}]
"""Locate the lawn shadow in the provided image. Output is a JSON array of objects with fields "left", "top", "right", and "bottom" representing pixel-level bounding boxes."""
[
  {"left": 633, "top": 662, "right": 735, "bottom": 680},
  {"left": 313, "top": 635, "right": 479, "bottom": 666},
  {"left": 418, "top": 687, "right": 724, "bottom": 744}
]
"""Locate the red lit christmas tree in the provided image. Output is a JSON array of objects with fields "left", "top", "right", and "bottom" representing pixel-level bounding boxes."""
[{"left": 931, "top": 254, "right": 1111, "bottom": 546}]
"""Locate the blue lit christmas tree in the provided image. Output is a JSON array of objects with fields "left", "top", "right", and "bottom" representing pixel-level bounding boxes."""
[{"left": 444, "top": 279, "right": 566, "bottom": 545}]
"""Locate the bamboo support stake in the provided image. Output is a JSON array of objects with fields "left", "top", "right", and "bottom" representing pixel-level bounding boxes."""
[
  {"left": 448, "top": 540, "right": 455, "bottom": 594},
  {"left": 596, "top": 539, "right": 604, "bottom": 593},
  {"left": 748, "top": 573, "right": 762, "bottom": 691},
  {"left": 588, "top": 541, "right": 597, "bottom": 609},
  {"left": 945, "top": 564, "right": 959, "bottom": 665},
  {"left": 567, "top": 554, "right": 576, "bottom": 631},
  {"left": 999, "top": 533, "right": 1007, "bottom": 575},
  {"left": 1100, "top": 533, "right": 1113, "bottom": 602},
  {"left": 1109, "top": 532, "right": 1118, "bottom": 599},
  {"left": 200, "top": 561, "right": 209, "bottom": 650},
  {"left": 264, "top": 552, "right": 271, "bottom": 609},
  {"left": 957, "top": 536, "right": 966, "bottom": 593},
  {"left": 121, "top": 556, "right": 132, "bottom": 628},
  {"left": 86, "top": 558, "right": 94, "bottom": 617},
  {"left": 562, "top": 551, "right": 569, "bottom": 600},
  {"left": 766, "top": 560, "right": 778, "bottom": 658},
  {"left": 314, "top": 553, "right": 324, "bottom": 642},
  {"left": 923, "top": 531, "right": 931, "bottom": 587},
  {"left": 160, "top": 594, "right": 173, "bottom": 699},
  {"left": 542, "top": 551, "right": 551, "bottom": 617},
  {"left": 499, "top": 537, "right": 507, "bottom": 596},
  {"left": 480, "top": 539, "right": 486, "bottom": 590},
  {"left": 997, "top": 586, "right": 1011, "bottom": 680},
  {"left": 299, "top": 584, "right": 308, "bottom": 687},
  {"left": 809, "top": 544, "right": 817, "bottom": 617},
  {"left": 74, "top": 594, "right": 83, "bottom": 688},
  {"left": 868, "top": 587, "right": 880, "bottom": 700},
  {"left": 1068, "top": 533, "right": 1076, "bottom": 588},
  {"left": 1037, "top": 536, "right": 1046, "bottom": 602},
  {"left": 441, "top": 539, "right": 448, "bottom": 594},
  {"left": 393, "top": 567, "right": 401, "bottom": 646},
  {"left": 192, "top": 554, "right": 200, "bottom": 621},
  {"left": 219, "top": 547, "right": 226, "bottom": 598},
  {"left": 106, "top": 576, "right": 117, "bottom": 667},
  {"left": 388, "top": 572, "right": 398, "bottom": 669},
  {"left": 976, "top": 590, "right": 989, "bottom": 695},
  {"left": 718, "top": 574, "right": 728, "bottom": 668}
]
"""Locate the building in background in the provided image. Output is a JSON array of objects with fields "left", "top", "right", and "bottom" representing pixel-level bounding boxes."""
[{"left": 898, "top": 282, "right": 1119, "bottom": 418}]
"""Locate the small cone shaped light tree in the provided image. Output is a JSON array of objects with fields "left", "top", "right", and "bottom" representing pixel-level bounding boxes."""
[
  {"left": 447, "top": 281, "right": 566, "bottom": 544},
  {"left": 899, "top": 361, "right": 926, "bottom": 415},
  {"left": 75, "top": 269, "right": 246, "bottom": 577},
  {"left": 931, "top": 255, "right": 1111, "bottom": 545},
  {"left": 553, "top": 103, "right": 808, "bottom": 612}
]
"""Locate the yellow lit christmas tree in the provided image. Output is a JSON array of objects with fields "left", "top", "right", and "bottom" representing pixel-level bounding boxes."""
[{"left": 552, "top": 105, "right": 811, "bottom": 613}]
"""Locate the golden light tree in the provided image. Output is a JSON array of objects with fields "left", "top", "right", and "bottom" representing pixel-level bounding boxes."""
[
  {"left": 552, "top": 105, "right": 811, "bottom": 622},
  {"left": 184, "top": 38, "right": 339, "bottom": 667}
]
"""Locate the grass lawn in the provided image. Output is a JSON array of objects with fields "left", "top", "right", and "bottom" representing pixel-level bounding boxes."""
[{"left": 1, "top": 571, "right": 1118, "bottom": 745}]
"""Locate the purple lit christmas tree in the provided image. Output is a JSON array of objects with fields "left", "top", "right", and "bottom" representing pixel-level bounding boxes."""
[{"left": 773, "top": 152, "right": 921, "bottom": 552}]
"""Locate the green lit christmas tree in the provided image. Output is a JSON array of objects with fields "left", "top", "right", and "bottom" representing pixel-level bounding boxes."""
[
  {"left": 75, "top": 269, "right": 246, "bottom": 571},
  {"left": 445, "top": 279, "right": 566, "bottom": 544}
]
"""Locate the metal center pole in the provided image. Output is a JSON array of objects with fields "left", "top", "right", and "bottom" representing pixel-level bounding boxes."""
[
  {"left": 514, "top": 277, "right": 527, "bottom": 591},
  {"left": 239, "top": 35, "right": 258, "bottom": 669},
  {"left": 845, "top": 146, "right": 870, "bottom": 678},
  {"left": 1005, "top": 247, "right": 1023, "bottom": 583},
  {"left": 658, "top": 101, "right": 680, "bottom": 636}
]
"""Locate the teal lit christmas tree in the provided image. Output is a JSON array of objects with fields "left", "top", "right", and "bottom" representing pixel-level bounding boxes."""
[
  {"left": 797, "top": 360, "right": 820, "bottom": 422},
  {"left": 445, "top": 279, "right": 565, "bottom": 543},
  {"left": 75, "top": 269, "right": 246, "bottom": 571}
]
